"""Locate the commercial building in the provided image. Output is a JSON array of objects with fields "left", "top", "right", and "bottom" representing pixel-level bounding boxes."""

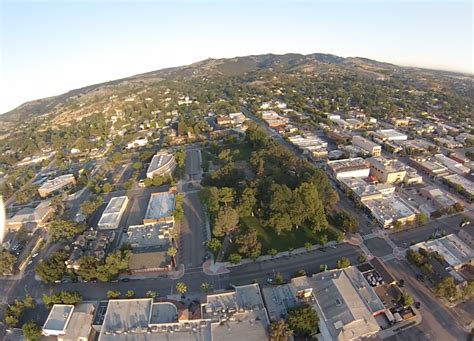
[
  {"left": 409, "top": 156, "right": 450, "bottom": 178},
  {"left": 410, "top": 234, "right": 474, "bottom": 270},
  {"left": 434, "top": 137, "right": 463, "bottom": 149},
  {"left": 373, "top": 129, "right": 408, "bottom": 141},
  {"left": 5, "top": 200, "right": 55, "bottom": 231},
  {"left": 367, "top": 157, "right": 407, "bottom": 184},
  {"left": 202, "top": 284, "right": 269, "bottom": 341},
  {"left": 327, "top": 130, "right": 352, "bottom": 144},
  {"left": 99, "top": 298, "right": 211, "bottom": 341},
  {"left": 443, "top": 174, "right": 474, "bottom": 202},
  {"left": 288, "top": 133, "right": 328, "bottom": 158},
  {"left": 146, "top": 151, "right": 176, "bottom": 179},
  {"left": 352, "top": 136, "right": 381, "bottom": 156},
  {"left": 97, "top": 196, "right": 129, "bottom": 230},
  {"left": 327, "top": 158, "right": 370, "bottom": 179},
  {"left": 291, "top": 267, "right": 385, "bottom": 341},
  {"left": 403, "top": 166, "right": 423, "bottom": 185},
  {"left": 143, "top": 189, "right": 176, "bottom": 225},
  {"left": 458, "top": 225, "right": 474, "bottom": 248},
  {"left": 123, "top": 223, "right": 173, "bottom": 250},
  {"left": 59, "top": 303, "right": 95, "bottom": 341},
  {"left": 364, "top": 197, "right": 416, "bottom": 228},
  {"left": 340, "top": 177, "right": 394, "bottom": 202},
  {"left": 126, "top": 137, "right": 148, "bottom": 149},
  {"left": 434, "top": 154, "right": 470, "bottom": 175},
  {"left": 260, "top": 110, "right": 289, "bottom": 128},
  {"left": 261, "top": 284, "right": 299, "bottom": 322},
  {"left": 42, "top": 305, "right": 75, "bottom": 336},
  {"left": 38, "top": 174, "right": 76, "bottom": 197},
  {"left": 420, "top": 186, "right": 460, "bottom": 211}
]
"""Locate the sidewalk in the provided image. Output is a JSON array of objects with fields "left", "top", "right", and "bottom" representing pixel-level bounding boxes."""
[{"left": 202, "top": 260, "right": 230, "bottom": 276}]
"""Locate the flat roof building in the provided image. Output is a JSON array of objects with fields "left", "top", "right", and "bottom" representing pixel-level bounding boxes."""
[
  {"left": 364, "top": 196, "right": 416, "bottom": 228},
  {"left": 144, "top": 190, "right": 176, "bottom": 225},
  {"left": 434, "top": 154, "right": 470, "bottom": 175},
  {"left": 420, "top": 186, "right": 460, "bottom": 210},
  {"left": 42, "top": 304, "right": 75, "bottom": 336},
  {"left": 128, "top": 251, "right": 172, "bottom": 273},
  {"left": 203, "top": 284, "right": 270, "bottom": 341},
  {"left": 327, "top": 158, "right": 370, "bottom": 179},
  {"left": 443, "top": 174, "right": 474, "bottom": 200},
  {"left": 411, "top": 234, "right": 474, "bottom": 270},
  {"left": 288, "top": 133, "right": 328, "bottom": 158},
  {"left": 146, "top": 151, "right": 176, "bottom": 179},
  {"left": 352, "top": 136, "right": 381, "bottom": 156},
  {"left": 291, "top": 267, "right": 385, "bottom": 341},
  {"left": 122, "top": 223, "right": 173, "bottom": 250},
  {"left": 97, "top": 196, "right": 128, "bottom": 230},
  {"left": 59, "top": 303, "right": 95, "bottom": 341},
  {"left": 367, "top": 157, "right": 407, "bottom": 184},
  {"left": 373, "top": 129, "right": 408, "bottom": 141},
  {"left": 409, "top": 156, "right": 450, "bottom": 178},
  {"left": 38, "top": 174, "right": 76, "bottom": 197},
  {"left": 6, "top": 200, "right": 55, "bottom": 231}
]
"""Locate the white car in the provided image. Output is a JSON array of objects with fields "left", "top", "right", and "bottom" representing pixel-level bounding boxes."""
[{"left": 32, "top": 253, "right": 39, "bottom": 258}]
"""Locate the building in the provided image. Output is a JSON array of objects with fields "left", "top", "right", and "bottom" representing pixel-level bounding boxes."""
[
  {"left": 434, "top": 137, "right": 463, "bottom": 149},
  {"left": 340, "top": 177, "right": 395, "bottom": 203},
  {"left": 288, "top": 133, "right": 328, "bottom": 158},
  {"left": 143, "top": 190, "right": 176, "bottom": 225},
  {"left": 97, "top": 196, "right": 129, "bottom": 230},
  {"left": 38, "top": 174, "right": 76, "bottom": 197},
  {"left": 458, "top": 225, "right": 474, "bottom": 248},
  {"left": 367, "top": 157, "right": 407, "bottom": 184},
  {"left": 59, "top": 303, "right": 95, "bottom": 341},
  {"left": 123, "top": 223, "right": 173, "bottom": 250},
  {"left": 409, "top": 156, "right": 449, "bottom": 178},
  {"left": 42, "top": 305, "right": 75, "bottom": 336},
  {"left": 261, "top": 284, "right": 299, "bottom": 322},
  {"left": 126, "top": 137, "right": 148, "bottom": 149},
  {"left": 434, "top": 154, "right": 470, "bottom": 175},
  {"left": 364, "top": 197, "right": 416, "bottom": 228},
  {"left": 16, "top": 151, "right": 56, "bottom": 167},
  {"left": 410, "top": 234, "right": 474, "bottom": 270},
  {"left": 419, "top": 186, "right": 460, "bottom": 211},
  {"left": 146, "top": 151, "right": 176, "bottom": 179},
  {"left": 5, "top": 200, "right": 55, "bottom": 231},
  {"left": 327, "top": 130, "right": 352, "bottom": 144},
  {"left": 443, "top": 174, "right": 474, "bottom": 202},
  {"left": 202, "top": 284, "right": 269, "bottom": 341},
  {"left": 373, "top": 129, "right": 408, "bottom": 141},
  {"left": 352, "top": 136, "right": 381, "bottom": 156},
  {"left": 99, "top": 298, "right": 211, "bottom": 340},
  {"left": 403, "top": 166, "right": 423, "bottom": 185},
  {"left": 260, "top": 110, "right": 289, "bottom": 128},
  {"left": 327, "top": 158, "right": 370, "bottom": 179},
  {"left": 291, "top": 267, "right": 385, "bottom": 341},
  {"left": 216, "top": 115, "right": 232, "bottom": 128}
]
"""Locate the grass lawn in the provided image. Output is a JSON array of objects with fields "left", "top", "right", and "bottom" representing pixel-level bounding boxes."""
[{"left": 236, "top": 216, "right": 337, "bottom": 254}]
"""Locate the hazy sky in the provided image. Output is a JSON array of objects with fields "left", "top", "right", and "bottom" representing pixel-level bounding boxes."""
[{"left": 0, "top": 0, "right": 472, "bottom": 114}]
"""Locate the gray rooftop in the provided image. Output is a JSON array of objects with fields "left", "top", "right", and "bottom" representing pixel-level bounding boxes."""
[
  {"left": 150, "top": 303, "right": 178, "bottom": 324},
  {"left": 145, "top": 192, "right": 176, "bottom": 220},
  {"left": 43, "top": 304, "right": 74, "bottom": 333}
]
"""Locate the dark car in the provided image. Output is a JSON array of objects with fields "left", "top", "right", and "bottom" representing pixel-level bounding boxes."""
[
  {"left": 121, "top": 278, "right": 130, "bottom": 282},
  {"left": 414, "top": 302, "right": 421, "bottom": 309},
  {"left": 398, "top": 279, "right": 405, "bottom": 287}
]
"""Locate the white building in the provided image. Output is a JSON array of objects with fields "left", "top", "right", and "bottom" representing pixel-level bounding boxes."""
[
  {"left": 97, "top": 196, "right": 129, "bottom": 230},
  {"left": 327, "top": 158, "right": 370, "bottom": 179},
  {"left": 38, "top": 174, "right": 76, "bottom": 197},
  {"left": 126, "top": 137, "right": 148, "bottom": 149},
  {"left": 374, "top": 129, "right": 408, "bottom": 141},
  {"left": 42, "top": 305, "right": 75, "bottom": 336},
  {"left": 146, "top": 151, "right": 176, "bottom": 179},
  {"left": 352, "top": 136, "right": 381, "bottom": 156},
  {"left": 434, "top": 154, "right": 470, "bottom": 175}
]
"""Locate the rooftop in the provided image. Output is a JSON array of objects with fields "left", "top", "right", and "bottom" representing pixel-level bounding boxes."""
[
  {"left": 444, "top": 174, "right": 474, "bottom": 196},
  {"left": 144, "top": 191, "right": 176, "bottom": 221},
  {"left": 62, "top": 303, "right": 95, "bottom": 341},
  {"left": 43, "top": 304, "right": 74, "bottom": 335},
  {"left": 147, "top": 152, "right": 175, "bottom": 175},
  {"left": 128, "top": 251, "right": 171, "bottom": 271},
  {"left": 364, "top": 196, "right": 416, "bottom": 225},
  {"left": 327, "top": 158, "right": 369, "bottom": 173},
  {"left": 150, "top": 302, "right": 178, "bottom": 324},
  {"left": 375, "top": 129, "right": 407, "bottom": 140},
  {"left": 103, "top": 196, "right": 128, "bottom": 214},
  {"left": 123, "top": 223, "right": 173, "bottom": 250},
  {"left": 261, "top": 284, "right": 299, "bottom": 321},
  {"left": 38, "top": 174, "right": 75, "bottom": 192},
  {"left": 411, "top": 234, "right": 474, "bottom": 268},
  {"left": 99, "top": 298, "right": 152, "bottom": 340},
  {"left": 367, "top": 156, "right": 407, "bottom": 173}
]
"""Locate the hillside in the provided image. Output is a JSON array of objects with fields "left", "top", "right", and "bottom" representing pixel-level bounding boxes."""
[{"left": 1, "top": 52, "right": 472, "bottom": 131}]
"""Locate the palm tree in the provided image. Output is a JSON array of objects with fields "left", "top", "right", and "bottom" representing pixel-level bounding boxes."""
[
  {"left": 176, "top": 282, "right": 187, "bottom": 296},
  {"left": 167, "top": 247, "right": 178, "bottom": 267},
  {"left": 200, "top": 282, "right": 212, "bottom": 293},
  {"left": 269, "top": 320, "right": 293, "bottom": 341}
]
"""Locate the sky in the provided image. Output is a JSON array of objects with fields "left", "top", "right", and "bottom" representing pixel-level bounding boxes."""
[{"left": 0, "top": 0, "right": 472, "bottom": 114}]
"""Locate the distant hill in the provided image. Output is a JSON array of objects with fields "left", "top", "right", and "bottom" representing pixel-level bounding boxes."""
[{"left": 1, "top": 52, "right": 472, "bottom": 129}]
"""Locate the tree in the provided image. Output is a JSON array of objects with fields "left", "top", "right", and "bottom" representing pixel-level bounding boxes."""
[
  {"left": 274, "top": 272, "right": 285, "bottom": 285},
  {"left": 51, "top": 196, "right": 66, "bottom": 216},
  {"left": 176, "top": 282, "right": 187, "bottom": 295},
  {"left": 336, "top": 257, "right": 351, "bottom": 269},
  {"left": 357, "top": 254, "right": 366, "bottom": 264},
  {"left": 435, "top": 277, "right": 460, "bottom": 302},
  {"left": 107, "top": 290, "right": 121, "bottom": 299},
  {"left": 126, "top": 290, "right": 135, "bottom": 298},
  {"left": 5, "top": 296, "right": 36, "bottom": 328},
  {"left": 200, "top": 282, "right": 212, "bottom": 293},
  {"left": 269, "top": 320, "right": 293, "bottom": 341},
  {"left": 287, "top": 304, "right": 319, "bottom": 338},
  {"left": 453, "top": 202, "right": 464, "bottom": 213},
  {"left": 111, "top": 152, "right": 122, "bottom": 163},
  {"left": 132, "top": 161, "right": 142, "bottom": 170},
  {"left": 167, "top": 247, "right": 178, "bottom": 266},
  {"left": 123, "top": 179, "right": 134, "bottom": 190},
  {"left": 406, "top": 249, "right": 426, "bottom": 267},
  {"left": 49, "top": 219, "right": 83, "bottom": 242},
  {"left": 0, "top": 251, "right": 16, "bottom": 275},
  {"left": 416, "top": 212, "right": 429, "bottom": 226},
  {"left": 174, "top": 193, "right": 184, "bottom": 221},
  {"left": 42, "top": 291, "right": 82, "bottom": 306},
  {"left": 268, "top": 248, "right": 278, "bottom": 257},
  {"left": 207, "top": 238, "right": 222, "bottom": 253},
  {"left": 146, "top": 290, "right": 157, "bottom": 299},
  {"left": 213, "top": 207, "right": 239, "bottom": 237},
  {"left": 102, "top": 182, "right": 113, "bottom": 193},
  {"left": 238, "top": 186, "right": 257, "bottom": 217},
  {"left": 236, "top": 229, "right": 261, "bottom": 259},
  {"left": 228, "top": 253, "right": 242, "bottom": 264},
  {"left": 304, "top": 242, "right": 312, "bottom": 250},
  {"left": 319, "top": 234, "right": 328, "bottom": 246},
  {"left": 398, "top": 291, "right": 414, "bottom": 307},
  {"left": 35, "top": 251, "right": 68, "bottom": 283},
  {"left": 22, "top": 321, "right": 42, "bottom": 341}
]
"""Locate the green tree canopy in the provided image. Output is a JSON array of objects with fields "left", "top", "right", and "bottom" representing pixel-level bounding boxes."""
[{"left": 287, "top": 304, "right": 319, "bottom": 338}]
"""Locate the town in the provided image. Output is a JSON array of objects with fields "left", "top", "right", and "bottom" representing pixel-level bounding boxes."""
[{"left": 0, "top": 62, "right": 472, "bottom": 341}]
